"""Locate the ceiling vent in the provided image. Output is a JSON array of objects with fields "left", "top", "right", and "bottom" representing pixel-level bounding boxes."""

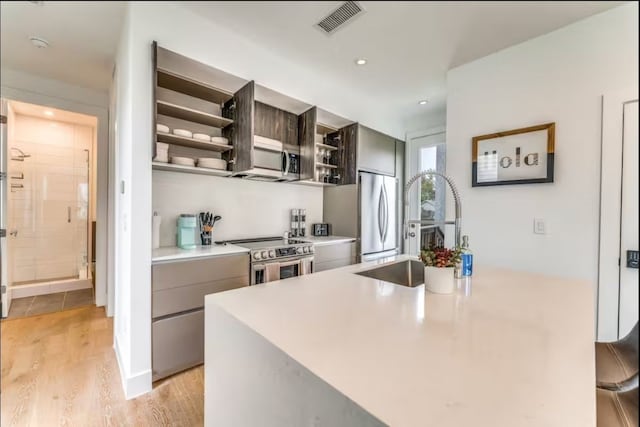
[{"left": 316, "top": 1, "right": 364, "bottom": 35}]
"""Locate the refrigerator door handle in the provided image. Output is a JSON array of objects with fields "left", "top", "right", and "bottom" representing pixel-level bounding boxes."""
[
  {"left": 378, "top": 187, "right": 385, "bottom": 243},
  {"left": 381, "top": 183, "right": 389, "bottom": 243}
]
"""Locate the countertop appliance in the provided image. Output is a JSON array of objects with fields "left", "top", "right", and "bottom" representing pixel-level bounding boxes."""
[
  {"left": 216, "top": 236, "right": 313, "bottom": 285},
  {"left": 233, "top": 136, "right": 300, "bottom": 182},
  {"left": 323, "top": 171, "right": 400, "bottom": 262},
  {"left": 177, "top": 214, "right": 197, "bottom": 249},
  {"left": 312, "top": 223, "right": 331, "bottom": 236}
]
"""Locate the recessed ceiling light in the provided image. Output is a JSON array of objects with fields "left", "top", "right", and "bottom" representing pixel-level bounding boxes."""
[
  {"left": 29, "top": 36, "right": 50, "bottom": 49},
  {"left": 418, "top": 100, "right": 428, "bottom": 105},
  {"left": 44, "top": 110, "right": 54, "bottom": 117},
  {"left": 355, "top": 58, "right": 367, "bottom": 66}
]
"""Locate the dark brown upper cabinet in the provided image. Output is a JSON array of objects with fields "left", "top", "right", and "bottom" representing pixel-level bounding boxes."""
[
  {"left": 221, "top": 80, "right": 310, "bottom": 181},
  {"left": 152, "top": 43, "right": 401, "bottom": 183},
  {"left": 298, "top": 107, "right": 357, "bottom": 185},
  {"left": 153, "top": 44, "right": 248, "bottom": 177}
]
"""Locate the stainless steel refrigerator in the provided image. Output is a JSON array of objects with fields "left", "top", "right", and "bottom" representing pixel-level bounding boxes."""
[
  {"left": 323, "top": 171, "right": 400, "bottom": 262},
  {"left": 1, "top": 98, "right": 8, "bottom": 317},
  {"left": 359, "top": 172, "right": 398, "bottom": 261}
]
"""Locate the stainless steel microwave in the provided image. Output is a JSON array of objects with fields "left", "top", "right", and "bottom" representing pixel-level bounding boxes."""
[{"left": 234, "top": 136, "right": 300, "bottom": 181}]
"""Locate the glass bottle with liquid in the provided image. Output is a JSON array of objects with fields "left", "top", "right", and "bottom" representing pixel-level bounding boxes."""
[{"left": 460, "top": 235, "right": 473, "bottom": 295}]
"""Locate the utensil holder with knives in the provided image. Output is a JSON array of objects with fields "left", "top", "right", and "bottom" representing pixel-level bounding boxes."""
[{"left": 199, "top": 211, "right": 222, "bottom": 246}]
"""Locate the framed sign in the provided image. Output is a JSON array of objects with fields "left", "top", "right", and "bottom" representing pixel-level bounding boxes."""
[{"left": 472, "top": 122, "right": 555, "bottom": 187}]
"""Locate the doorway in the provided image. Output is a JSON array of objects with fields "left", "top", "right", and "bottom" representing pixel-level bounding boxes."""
[
  {"left": 597, "top": 89, "right": 639, "bottom": 340},
  {"left": 406, "top": 128, "right": 452, "bottom": 255},
  {"left": 1, "top": 100, "right": 98, "bottom": 318}
]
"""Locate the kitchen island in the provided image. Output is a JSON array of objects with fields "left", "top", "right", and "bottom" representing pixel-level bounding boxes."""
[{"left": 204, "top": 255, "right": 595, "bottom": 426}]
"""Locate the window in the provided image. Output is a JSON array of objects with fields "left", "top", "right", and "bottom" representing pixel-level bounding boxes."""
[{"left": 419, "top": 143, "right": 446, "bottom": 250}]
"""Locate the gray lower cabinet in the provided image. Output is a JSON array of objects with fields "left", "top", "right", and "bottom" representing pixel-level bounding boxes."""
[
  {"left": 314, "top": 241, "right": 357, "bottom": 273},
  {"left": 152, "top": 309, "right": 204, "bottom": 381},
  {"left": 152, "top": 253, "right": 249, "bottom": 380}
]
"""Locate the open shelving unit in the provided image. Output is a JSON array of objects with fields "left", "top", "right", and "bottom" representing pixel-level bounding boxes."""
[
  {"left": 156, "top": 131, "right": 232, "bottom": 152},
  {"left": 315, "top": 142, "right": 339, "bottom": 151},
  {"left": 316, "top": 163, "right": 337, "bottom": 169},
  {"left": 298, "top": 107, "right": 356, "bottom": 185},
  {"left": 156, "top": 68, "right": 234, "bottom": 105},
  {"left": 156, "top": 100, "right": 233, "bottom": 129},
  {"left": 152, "top": 161, "right": 232, "bottom": 177},
  {"left": 316, "top": 122, "right": 338, "bottom": 137},
  {"left": 153, "top": 44, "right": 241, "bottom": 175}
]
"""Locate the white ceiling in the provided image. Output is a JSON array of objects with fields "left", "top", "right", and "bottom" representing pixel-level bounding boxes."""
[
  {"left": 10, "top": 99, "right": 97, "bottom": 127},
  {"left": 0, "top": 1, "right": 622, "bottom": 130},
  {"left": 0, "top": 1, "right": 125, "bottom": 92},
  {"left": 181, "top": 1, "right": 622, "bottom": 126}
]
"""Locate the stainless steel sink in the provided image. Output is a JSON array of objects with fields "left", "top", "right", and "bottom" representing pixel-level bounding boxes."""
[{"left": 355, "top": 260, "right": 424, "bottom": 287}]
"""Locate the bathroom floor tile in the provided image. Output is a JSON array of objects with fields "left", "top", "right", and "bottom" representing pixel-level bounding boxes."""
[
  {"left": 27, "top": 292, "right": 65, "bottom": 316},
  {"left": 63, "top": 288, "right": 94, "bottom": 309},
  {"left": 7, "top": 296, "right": 34, "bottom": 318},
  {"left": 3, "top": 289, "right": 94, "bottom": 321}
]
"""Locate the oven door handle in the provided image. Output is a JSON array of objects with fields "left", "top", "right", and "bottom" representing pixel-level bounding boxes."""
[{"left": 278, "top": 259, "right": 300, "bottom": 268}]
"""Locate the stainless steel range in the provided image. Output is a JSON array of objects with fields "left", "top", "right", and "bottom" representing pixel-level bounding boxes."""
[{"left": 216, "top": 237, "right": 314, "bottom": 285}]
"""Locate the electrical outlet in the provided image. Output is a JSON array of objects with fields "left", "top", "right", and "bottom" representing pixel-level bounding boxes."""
[{"left": 533, "top": 218, "right": 546, "bottom": 234}]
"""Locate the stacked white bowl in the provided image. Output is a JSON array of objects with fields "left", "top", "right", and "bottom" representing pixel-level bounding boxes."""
[{"left": 197, "top": 158, "right": 227, "bottom": 170}]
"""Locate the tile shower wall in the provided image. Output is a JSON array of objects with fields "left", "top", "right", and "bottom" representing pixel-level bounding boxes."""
[{"left": 9, "top": 114, "right": 92, "bottom": 284}]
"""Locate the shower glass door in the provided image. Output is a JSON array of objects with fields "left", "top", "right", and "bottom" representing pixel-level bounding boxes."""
[{"left": 9, "top": 113, "right": 90, "bottom": 285}]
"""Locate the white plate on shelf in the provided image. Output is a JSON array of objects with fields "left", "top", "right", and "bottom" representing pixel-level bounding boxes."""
[
  {"left": 193, "top": 133, "right": 211, "bottom": 141},
  {"left": 210, "top": 136, "right": 229, "bottom": 145},
  {"left": 173, "top": 129, "right": 193, "bottom": 138},
  {"left": 171, "top": 156, "right": 195, "bottom": 167},
  {"left": 157, "top": 124, "right": 170, "bottom": 133},
  {"left": 197, "top": 158, "right": 227, "bottom": 170}
]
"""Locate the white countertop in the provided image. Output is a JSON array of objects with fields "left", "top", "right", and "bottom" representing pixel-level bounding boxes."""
[
  {"left": 205, "top": 255, "right": 595, "bottom": 426},
  {"left": 152, "top": 244, "right": 249, "bottom": 262},
  {"left": 152, "top": 236, "right": 354, "bottom": 262},
  {"left": 300, "top": 235, "right": 356, "bottom": 246}
]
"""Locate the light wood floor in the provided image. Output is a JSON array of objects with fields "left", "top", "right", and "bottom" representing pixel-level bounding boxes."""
[{"left": 1, "top": 306, "right": 204, "bottom": 426}]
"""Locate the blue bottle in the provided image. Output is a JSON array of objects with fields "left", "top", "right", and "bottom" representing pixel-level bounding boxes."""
[{"left": 461, "top": 235, "right": 473, "bottom": 276}]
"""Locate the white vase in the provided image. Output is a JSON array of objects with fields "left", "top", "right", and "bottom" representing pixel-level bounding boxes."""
[{"left": 424, "top": 266, "right": 456, "bottom": 294}]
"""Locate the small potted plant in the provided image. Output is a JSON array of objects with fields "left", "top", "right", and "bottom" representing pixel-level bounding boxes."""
[{"left": 420, "top": 246, "right": 461, "bottom": 294}]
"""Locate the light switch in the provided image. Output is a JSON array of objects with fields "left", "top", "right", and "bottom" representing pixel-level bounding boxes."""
[{"left": 533, "top": 218, "right": 546, "bottom": 234}]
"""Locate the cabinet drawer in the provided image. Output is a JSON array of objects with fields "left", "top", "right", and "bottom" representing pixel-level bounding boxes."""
[
  {"left": 152, "top": 254, "right": 248, "bottom": 292},
  {"left": 153, "top": 276, "right": 248, "bottom": 318},
  {"left": 152, "top": 309, "right": 204, "bottom": 381},
  {"left": 314, "top": 242, "right": 356, "bottom": 264}
]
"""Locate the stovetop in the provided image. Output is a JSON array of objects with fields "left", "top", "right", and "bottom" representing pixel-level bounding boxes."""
[
  {"left": 215, "top": 236, "right": 308, "bottom": 249},
  {"left": 216, "top": 236, "right": 313, "bottom": 261}
]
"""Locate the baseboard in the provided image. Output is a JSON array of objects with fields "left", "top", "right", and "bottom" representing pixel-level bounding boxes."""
[
  {"left": 11, "top": 278, "right": 92, "bottom": 299},
  {"left": 114, "top": 335, "right": 152, "bottom": 400}
]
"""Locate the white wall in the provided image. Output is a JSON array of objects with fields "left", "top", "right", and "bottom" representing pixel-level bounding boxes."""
[
  {"left": 116, "top": 1, "right": 381, "bottom": 397},
  {"left": 403, "top": 110, "right": 446, "bottom": 137},
  {"left": 445, "top": 5, "right": 638, "bottom": 291},
  {"left": 113, "top": 6, "right": 153, "bottom": 399},
  {"left": 1, "top": 67, "right": 110, "bottom": 309},
  {"left": 153, "top": 172, "right": 323, "bottom": 245}
]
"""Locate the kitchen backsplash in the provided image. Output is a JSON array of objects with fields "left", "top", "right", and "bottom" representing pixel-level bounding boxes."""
[{"left": 152, "top": 171, "right": 323, "bottom": 246}]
